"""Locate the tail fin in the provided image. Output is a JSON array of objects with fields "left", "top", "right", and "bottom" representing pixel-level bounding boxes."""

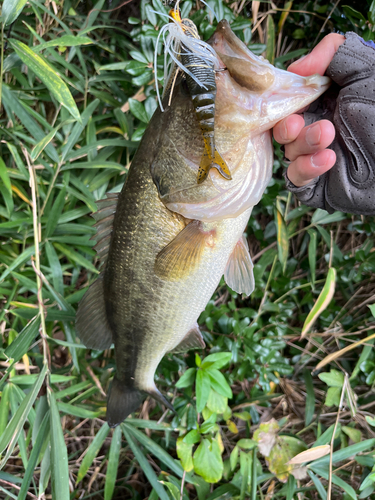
[{"left": 107, "top": 378, "right": 143, "bottom": 428}]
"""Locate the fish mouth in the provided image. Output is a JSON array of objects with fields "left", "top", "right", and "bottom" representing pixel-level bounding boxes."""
[
  {"left": 208, "top": 20, "right": 330, "bottom": 97},
  {"left": 209, "top": 20, "right": 276, "bottom": 92}
]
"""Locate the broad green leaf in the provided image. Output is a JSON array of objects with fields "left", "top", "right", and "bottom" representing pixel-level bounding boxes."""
[
  {"left": 267, "top": 436, "right": 306, "bottom": 482},
  {"left": 230, "top": 445, "right": 239, "bottom": 471},
  {"left": 311, "top": 209, "right": 345, "bottom": 225},
  {"left": 76, "top": 423, "right": 110, "bottom": 482},
  {"left": 0, "top": 364, "right": 47, "bottom": 468},
  {"left": 177, "top": 437, "right": 194, "bottom": 472},
  {"left": 4, "top": 315, "right": 40, "bottom": 361},
  {"left": 342, "top": 426, "right": 362, "bottom": 444},
  {"left": 176, "top": 367, "right": 196, "bottom": 388},
  {"left": 9, "top": 40, "right": 80, "bottom": 122},
  {"left": 325, "top": 386, "right": 341, "bottom": 407},
  {"left": 105, "top": 426, "right": 122, "bottom": 500},
  {"left": 49, "top": 389, "right": 70, "bottom": 500},
  {"left": 207, "top": 369, "right": 232, "bottom": 398},
  {"left": 18, "top": 412, "right": 49, "bottom": 500},
  {"left": 318, "top": 369, "right": 344, "bottom": 388},
  {"left": 201, "top": 352, "right": 232, "bottom": 370},
  {"left": 121, "top": 427, "right": 170, "bottom": 500},
  {"left": 301, "top": 267, "right": 336, "bottom": 337},
  {"left": 275, "top": 208, "right": 288, "bottom": 272},
  {"left": 128, "top": 98, "right": 149, "bottom": 123},
  {"left": 206, "top": 390, "right": 227, "bottom": 414},
  {"left": 2, "top": 0, "right": 28, "bottom": 25},
  {"left": 314, "top": 423, "right": 342, "bottom": 447},
  {"left": 0, "top": 245, "right": 36, "bottom": 283},
  {"left": 237, "top": 439, "right": 256, "bottom": 450},
  {"left": 193, "top": 439, "right": 223, "bottom": 483},
  {"left": 196, "top": 370, "right": 211, "bottom": 413}
]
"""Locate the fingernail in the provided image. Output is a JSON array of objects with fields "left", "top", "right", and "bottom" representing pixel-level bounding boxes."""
[
  {"left": 306, "top": 123, "right": 321, "bottom": 147},
  {"left": 311, "top": 151, "right": 327, "bottom": 168},
  {"left": 280, "top": 120, "right": 289, "bottom": 141}
]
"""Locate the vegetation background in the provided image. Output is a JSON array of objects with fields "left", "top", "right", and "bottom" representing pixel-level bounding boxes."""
[{"left": 0, "top": 0, "right": 375, "bottom": 498}]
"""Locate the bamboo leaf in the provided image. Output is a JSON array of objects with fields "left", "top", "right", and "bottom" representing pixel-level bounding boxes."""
[
  {"left": 266, "top": 14, "right": 275, "bottom": 64},
  {"left": 76, "top": 423, "right": 110, "bottom": 483},
  {"left": 308, "top": 229, "right": 317, "bottom": 288},
  {"left": 4, "top": 315, "right": 40, "bottom": 361},
  {"left": 104, "top": 426, "right": 122, "bottom": 500},
  {"left": 301, "top": 267, "right": 336, "bottom": 338},
  {"left": 53, "top": 242, "right": 99, "bottom": 274},
  {"left": 307, "top": 470, "right": 327, "bottom": 500},
  {"left": 303, "top": 369, "right": 315, "bottom": 426},
  {"left": 121, "top": 426, "right": 170, "bottom": 500},
  {"left": 18, "top": 412, "right": 50, "bottom": 500},
  {"left": 48, "top": 388, "right": 70, "bottom": 500},
  {"left": 0, "top": 364, "right": 47, "bottom": 468},
  {"left": 275, "top": 207, "right": 289, "bottom": 272},
  {"left": 2, "top": 0, "right": 28, "bottom": 25},
  {"left": 34, "top": 36, "right": 94, "bottom": 51},
  {"left": 8, "top": 39, "right": 81, "bottom": 122},
  {"left": 0, "top": 157, "right": 14, "bottom": 216}
]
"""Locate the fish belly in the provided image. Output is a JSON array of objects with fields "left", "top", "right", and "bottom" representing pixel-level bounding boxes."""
[{"left": 104, "top": 158, "right": 251, "bottom": 392}]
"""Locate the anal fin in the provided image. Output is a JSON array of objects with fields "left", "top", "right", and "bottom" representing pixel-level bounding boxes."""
[
  {"left": 76, "top": 273, "right": 114, "bottom": 350},
  {"left": 224, "top": 235, "right": 255, "bottom": 297},
  {"left": 155, "top": 220, "right": 216, "bottom": 281},
  {"left": 169, "top": 323, "right": 205, "bottom": 353},
  {"left": 145, "top": 385, "right": 175, "bottom": 413}
]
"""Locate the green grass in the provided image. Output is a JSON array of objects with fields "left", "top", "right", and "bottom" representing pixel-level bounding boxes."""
[{"left": 1, "top": 0, "right": 375, "bottom": 498}]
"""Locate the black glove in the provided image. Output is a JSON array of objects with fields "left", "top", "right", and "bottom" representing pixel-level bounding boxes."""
[{"left": 284, "top": 32, "right": 375, "bottom": 215}]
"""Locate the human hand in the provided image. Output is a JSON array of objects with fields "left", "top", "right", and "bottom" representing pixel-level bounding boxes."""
[{"left": 273, "top": 34, "right": 345, "bottom": 187}]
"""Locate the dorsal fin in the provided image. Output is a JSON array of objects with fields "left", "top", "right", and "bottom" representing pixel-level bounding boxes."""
[
  {"left": 91, "top": 192, "right": 119, "bottom": 267},
  {"left": 224, "top": 235, "right": 255, "bottom": 297}
]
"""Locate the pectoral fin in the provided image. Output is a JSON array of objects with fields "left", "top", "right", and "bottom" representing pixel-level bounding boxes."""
[
  {"left": 76, "top": 273, "right": 114, "bottom": 350},
  {"left": 224, "top": 235, "right": 255, "bottom": 296},
  {"left": 169, "top": 323, "right": 205, "bottom": 353},
  {"left": 155, "top": 220, "right": 216, "bottom": 281}
]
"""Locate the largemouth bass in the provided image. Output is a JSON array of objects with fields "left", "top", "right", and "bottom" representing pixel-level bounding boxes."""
[{"left": 76, "top": 20, "right": 330, "bottom": 427}]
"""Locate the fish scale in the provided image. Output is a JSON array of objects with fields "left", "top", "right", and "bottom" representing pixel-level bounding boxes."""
[{"left": 76, "top": 20, "right": 331, "bottom": 427}]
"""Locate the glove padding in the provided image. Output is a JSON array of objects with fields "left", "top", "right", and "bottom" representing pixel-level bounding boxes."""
[{"left": 284, "top": 32, "right": 375, "bottom": 215}]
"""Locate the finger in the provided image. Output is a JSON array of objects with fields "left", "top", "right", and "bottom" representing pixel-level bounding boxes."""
[
  {"left": 284, "top": 120, "right": 335, "bottom": 161},
  {"left": 288, "top": 33, "right": 345, "bottom": 77},
  {"left": 287, "top": 149, "right": 336, "bottom": 187},
  {"left": 273, "top": 114, "right": 305, "bottom": 144}
]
